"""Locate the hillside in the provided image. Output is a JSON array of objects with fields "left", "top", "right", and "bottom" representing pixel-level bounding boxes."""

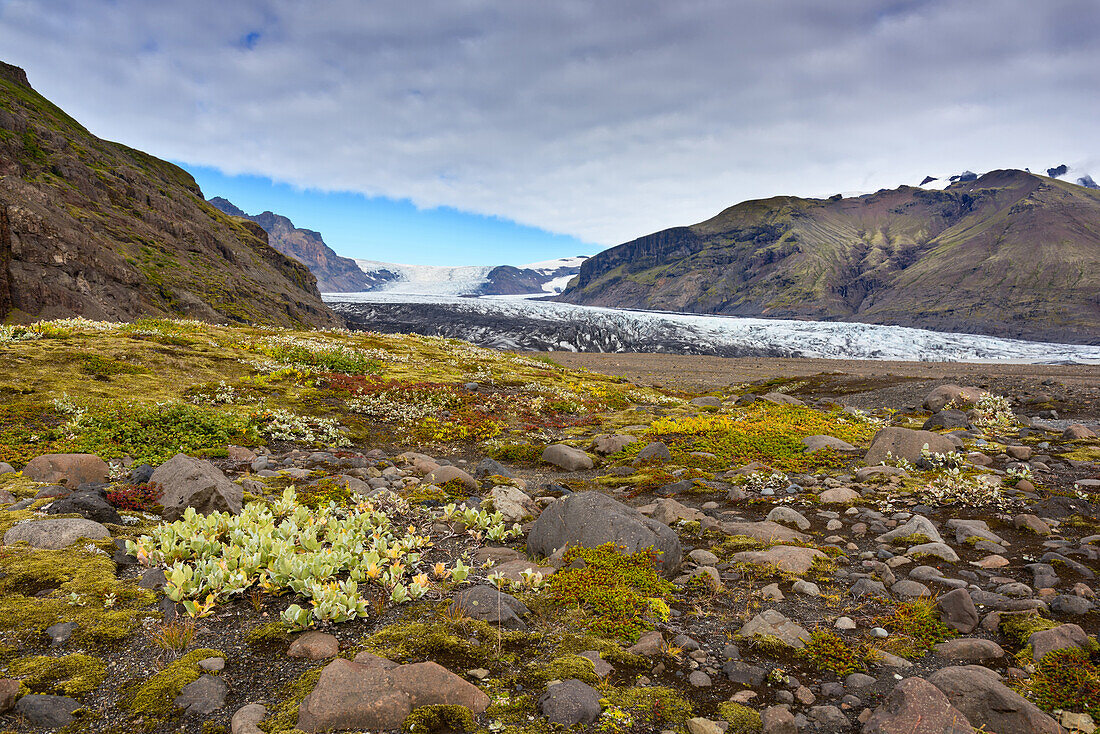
[
  {"left": 558, "top": 170, "right": 1100, "bottom": 344},
  {"left": 0, "top": 62, "right": 338, "bottom": 327},
  {"left": 208, "top": 197, "right": 374, "bottom": 292}
]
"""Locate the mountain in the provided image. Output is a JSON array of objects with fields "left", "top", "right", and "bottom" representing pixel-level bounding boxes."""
[
  {"left": 0, "top": 62, "right": 338, "bottom": 327},
  {"left": 207, "top": 197, "right": 374, "bottom": 292},
  {"left": 558, "top": 170, "right": 1100, "bottom": 344},
  {"left": 353, "top": 256, "right": 586, "bottom": 297}
]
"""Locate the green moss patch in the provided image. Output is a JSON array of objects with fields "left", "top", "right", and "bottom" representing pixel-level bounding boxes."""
[
  {"left": 800, "top": 630, "right": 869, "bottom": 677},
  {"left": 717, "top": 702, "right": 763, "bottom": 733},
  {"left": 259, "top": 667, "right": 322, "bottom": 734},
  {"left": 1017, "top": 647, "right": 1100, "bottom": 717},
  {"left": 875, "top": 599, "right": 956, "bottom": 658},
  {"left": 123, "top": 647, "right": 225, "bottom": 719},
  {"left": 404, "top": 704, "right": 477, "bottom": 733},
  {"left": 7, "top": 653, "right": 107, "bottom": 697}
]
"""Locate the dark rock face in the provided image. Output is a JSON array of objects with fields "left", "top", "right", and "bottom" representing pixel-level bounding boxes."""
[
  {"left": 557, "top": 170, "right": 1100, "bottom": 344},
  {"left": 208, "top": 198, "right": 374, "bottom": 293},
  {"left": 0, "top": 63, "right": 338, "bottom": 328}
]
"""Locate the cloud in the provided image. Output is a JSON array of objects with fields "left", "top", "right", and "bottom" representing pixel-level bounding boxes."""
[{"left": 1, "top": 0, "right": 1097, "bottom": 245}]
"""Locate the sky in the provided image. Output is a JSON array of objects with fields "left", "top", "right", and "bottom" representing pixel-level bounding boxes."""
[{"left": 1, "top": 1, "right": 1098, "bottom": 265}]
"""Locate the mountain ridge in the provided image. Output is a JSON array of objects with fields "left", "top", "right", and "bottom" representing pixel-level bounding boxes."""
[
  {"left": 558, "top": 169, "right": 1100, "bottom": 344},
  {"left": 0, "top": 61, "right": 339, "bottom": 327},
  {"left": 207, "top": 197, "right": 375, "bottom": 292}
]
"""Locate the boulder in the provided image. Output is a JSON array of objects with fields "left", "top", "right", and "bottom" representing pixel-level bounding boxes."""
[
  {"left": 474, "top": 458, "right": 514, "bottom": 479},
  {"left": 175, "top": 674, "right": 227, "bottom": 716},
  {"left": 819, "top": 486, "right": 860, "bottom": 503},
  {"left": 3, "top": 518, "right": 110, "bottom": 549},
  {"left": 1063, "top": 424, "right": 1097, "bottom": 439},
  {"left": 425, "top": 465, "right": 477, "bottom": 489},
  {"left": 541, "top": 444, "right": 594, "bottom": 472},
  {"left": 760, "top": 392, "right": 805, "bottom": 406},
  {"left": 151, "top": 454, "right": 242, "bottom": 521},
  {"left": 651, "top": 498, "right": 707, "bottom": 526},
  {"left": 877, "top": 515, "right": 943, "bottom": 545},
  {"left": 634, "top": 441, "right": 673, "bottom": 463},
  {"left": 720, "top": 520, "right": 808, "bottom": 543},
  {"left": 862, "top": 677, "right": 975, "bottom": 734},
  {"left": 932, "top": 639, "right": 1005, "bottom": 662},
  {"left": 928, "top": 665, "right": 1062, "bottom": 734},
  {"left": 297, "top": 656, "right": 489, "bottom": 733},
  {"left": 803, "top": 435, "right": 857, "bottom": 452},
  {"left": 288, "top": 631, "right": 339, "bottom": 660},
  {"left": 451, "top": 586, "right": 530, "bottom": 630},
  {"left": 1028, "top": 623, "right": 1089, "bottom": 661},
  {"left": 924, "top": 385, "right": 987, "bottom": 413},
  {"left": 538, "top": 679, "right": 601, "bottom": 726},
  {"left": 527, "top": 491, "right": 682, "bottom": 574},
  {"left": 731, "top": 546, "right": 827, "bottom": 576},
  {"left": 936, "top": 589, "right": 979, "bottom": 633},
  {"left": 765, "top": 506, "right": 811, "bottom": 531},
  {"left": 591, "top": 434, "right": 638, "bottom": 455},
  {"left": 44, "top": 490, "right": 121, "bottom": 525},
  {"left": 762, "top": 706, "right": 797, "bottom": 734},
  {"left": 489, "top": 485, "right": 538, "bottom": 523},
  {"left": 22, "top": 453, "right": 110, "bottom": 486},
  {"left": 865, "top": 428, "right": 957, "bottom": 466},
  {"left": 0, "top": 678, "right": 18, "bottom": 713},
  {"left": 232, "top": 703, "right": 267, "bottom": 734},
  {"left": 739, "top": 609, "right": 809, "bottom": 649},
  {"left": 922, "top": 411, "right": 970, "bottom": 431},
  {"left": 12, "top": 695, "right": 82, "bottom": 728}
]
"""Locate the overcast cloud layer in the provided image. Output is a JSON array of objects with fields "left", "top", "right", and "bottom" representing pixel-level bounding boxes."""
[{"left": 1, "top": 0, "right": 1098, "bottom": 245}]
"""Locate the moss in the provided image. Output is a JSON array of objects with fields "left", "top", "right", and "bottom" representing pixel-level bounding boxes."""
[
  {"left": 999, "top": 612, "right": 1061, "bottom": 646},
  {"left": 522, "top": 654, "right": 600, "bottom": 687},
  {"left": 123, "top": 648, "right": 225, "bottom": 719},
  {"left": 8, "top": 653, "right": 107, "bottom": 697},
  {"left": 890, "top": 533, "right": 933, "bottom": 546},
  {"left": 876, "top": 599, "right": 956, "bottom": 658},
  {"left": 0, "top": 545, "right": 156, "bottom": 646},
  {"left": 602, "top": 686, "right": 692, "bottom": 728},
  {"left": 1016, "top": 647, "right": 1100, "bottom": 717},
  {"left": 800, "top": 630, "right": 868, "bottom": 677},
  {"left": 246, "top": 621, "right": 292, "bottom": 647},
  {"left": 359, "top": 615, "right": 538, "bottom": 671},
  {"left": 295, "top": 476, "right": 354, "bottom": 509},
  {"left": 403, "top": 704, "right": 477, "bottom": 733},
  {"left": 78, "top": 354, "right": 148, "bottom": 380},
  {"left": 717, "top": 702, "right": 763, "bottom": 733},
  {"left": 258, "top": 666, "right": 322, "bottom": 734},
  {"left": 545, "top": 543, "right": 675, "bottom": 643},
  {"left": 489, "top": 444, "right": 544, "bottom": 464},
  {"left": 553, "top": 634, "right": 648, "bottom": 669}
]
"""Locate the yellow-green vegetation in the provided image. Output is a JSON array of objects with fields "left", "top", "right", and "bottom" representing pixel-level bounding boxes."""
[
  {"left": 717, "top": 702, "right": 763, "bottom": 733},
  {"left": 123, "top": 648, "right": 225, "bottom": 719},
  {"left": 800, "top": 630, "right": 869, "bottom": 677},
  {"left": 258, "top": 666, "right": 322, "bottom": 734},
  {"left": 404, "top": 704, "right": 477, "bottom": 733},
  {"left": 246, "top": 620, "right": 293, "bottom": 647},
  {"left": 998, "top": 612, "right": 1061, "bottom": 646},
  {"left": 875, "top": 599, "right": 956, "bottom": 658},
  {"left": 7, "top": 653, "right": 107, "bottom": 697},
  {"left": 545, "top": 543, "right": 675, "bottom": 642},
  {"left": 1015, "top": 647, "right": 1100, "bottom": 717},
  {"left": 522, "top": 654, "right": 600, "bottom": 687},
  {"left": 638, "top": 402, "right": 874, "bottom": 471},
  {"left": 359, "top": 614, "right": 539, "bottom": 671},
  {"left": 601, "top": 686, "right": 693, "bottom": 730},
  {"left": 0, "top": 543, "right": 155, "bottom": 646},
  {"left": 0, "top": 318, "right": 674, "bottom": 465}
]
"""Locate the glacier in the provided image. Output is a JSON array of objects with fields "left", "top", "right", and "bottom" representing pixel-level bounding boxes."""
[{"left": 326, "top": 292, "right": 1100, "bottom": 364}]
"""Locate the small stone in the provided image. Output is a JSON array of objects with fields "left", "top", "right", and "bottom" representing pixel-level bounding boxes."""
[
  {"left": 175, "top": 674, "right": 228, "bottom": 716},
  {"left": 0, "top": 678, "right": 19, "bottom": 713},
  {"left": 467, "top": 668, "right": 490, "bottom": 680},
  {"left": 687, "top": 717, "right": 723, "bottom": 734},
  {"left": 835, "top": 616, "right": 856, "bottom": 630},
  {"left": 819, "top": 487, "right": 860, "bottom": 503},
  {"left": 288, "top": 631, "right": 340, "bottom": 660},
  {"left": 232, "top": 703, "right": 267, "bottom": 734},
  {"left": 538, "top": 679, "right": 601, "bottom": 726},
  {"left": 688, "top": 671, "right": 713, "bottom": 688}
]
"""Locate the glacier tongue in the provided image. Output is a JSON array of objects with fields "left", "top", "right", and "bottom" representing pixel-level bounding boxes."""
[{"left": 326, "top": 292, "right": 1100, "bottom": 364}]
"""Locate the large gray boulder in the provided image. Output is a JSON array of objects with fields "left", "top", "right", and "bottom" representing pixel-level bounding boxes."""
[
  {"left": 923, "top": 385, "right": 987, "bottom": 413},
  {"left": 865, "top": 428, "right": 957, "bottom": 466},
  {"left": 3, "top": 518, "right": 110, "bottom": 549},
  {"left": 527, "top": 491, "right": 682, "bottom": 574},
  {"left": 927, "top": 666, "right": 1062, "bottom": 734},
  {"left": 541, "top": 444, "right": 594, "bottom": 472},
  {"left": 152, "top": 454, "right": 243, "bottom": 521},
  {"left": 862, "top": 677, "right": 975, "bottom": 734},
  {"left": 23, "top": 453, "right": 109, "bottom": 487}
]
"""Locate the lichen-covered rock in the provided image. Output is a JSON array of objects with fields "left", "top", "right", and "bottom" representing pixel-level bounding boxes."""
[
  {"left": 3, "top": 517, "right": 110, "bottom": 549},
  {"left": 424, "top": 465, "right": 477, "bottom": 489},
  {"left": 23, "top": 453, "right": 109, "bottom": 487},
  {"left": 865, "top": 428, "right": 957, "bottom": 465},
  {"left": 541, "top": 444, "right": 594, "bottom": 471},
  {"left": 297, "top": 656, "right": 489, "bottom": 733},
  {"left": 739, "top": 609, "right": 809, "bottom": 648},
  {"left": 527, "top": 491, "right": 682, "bottom": 574},
  {"left": 538, "top": 679, "right": 601, "bottom": 726},
  {"left": 731, "top": 545, "right": 826, "bottom": 575},
  {"left": 152, "top": 453, "right": 243, "bottom": 521}
]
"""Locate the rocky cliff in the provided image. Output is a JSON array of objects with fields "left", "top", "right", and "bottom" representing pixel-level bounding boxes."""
[
  {"left": 559, "top": 170, "right": 1100, "bottom": 344},
  {"left": 0, "top": 62, "right": 340, "bottom": 327},
  {"left": 208, "top": 197, "right": 373, "bottom": 292}
]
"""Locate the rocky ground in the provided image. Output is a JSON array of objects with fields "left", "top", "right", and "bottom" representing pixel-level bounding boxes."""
[{"left": 0, "top": 319, "right": 1097, "bottom": 734}]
